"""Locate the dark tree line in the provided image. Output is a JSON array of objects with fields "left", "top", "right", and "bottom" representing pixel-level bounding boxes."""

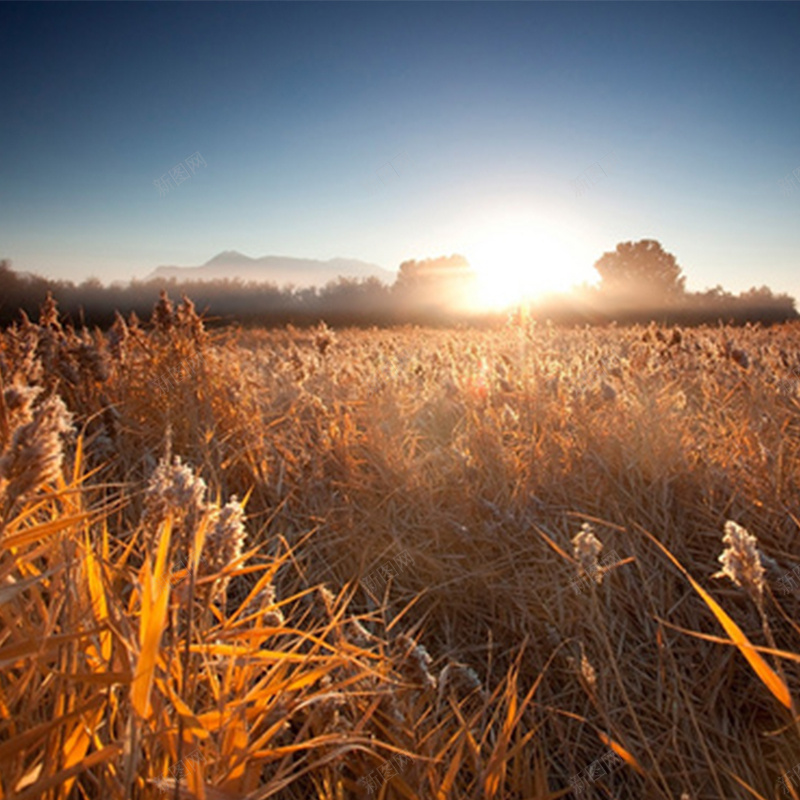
[
  {"left": 0, "top": 256, "right": 481, "bottom": 329},
  {"left": 0, "top": 241, "right": 795, "bottom": 329}
]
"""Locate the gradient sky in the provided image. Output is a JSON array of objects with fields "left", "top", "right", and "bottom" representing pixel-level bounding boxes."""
[{"left": 1, "top": 2, "right": 799, "bottom": 300}]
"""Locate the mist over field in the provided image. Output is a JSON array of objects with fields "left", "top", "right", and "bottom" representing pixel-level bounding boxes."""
[
  {"left": 0, "top": 242, "right": 797, "bottom": 330},
  {"left": 2, "top": 2, "right": 800, "bottom": 799}
]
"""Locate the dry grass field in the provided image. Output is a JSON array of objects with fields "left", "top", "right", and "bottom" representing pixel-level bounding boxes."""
[{"left": 2, "top": 293, "right": 800, "bottom": 799}]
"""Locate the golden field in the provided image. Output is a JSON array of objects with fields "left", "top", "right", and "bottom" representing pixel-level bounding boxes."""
[{"left": 2, "top": 293, "right": 800, "bottom": 799}]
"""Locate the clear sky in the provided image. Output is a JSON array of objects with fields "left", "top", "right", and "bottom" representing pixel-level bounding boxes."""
[{"left": 1, "top": 2, "right": 799, "bottom": 302}]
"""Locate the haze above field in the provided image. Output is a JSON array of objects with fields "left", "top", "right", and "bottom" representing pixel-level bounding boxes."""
[
  {"left": 1, "top": 3, "right": 799, "bottom": 304},
  {"left": 146, "top": 252, "right": 393, "bottom": 289}
]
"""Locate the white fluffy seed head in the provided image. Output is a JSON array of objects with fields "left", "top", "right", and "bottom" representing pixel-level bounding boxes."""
[
  {"left": 572, "top": 522, "right": 604, "bottom": 584},
  {"left": 713, "top": 520, "right": 765, "bottom": 605}
]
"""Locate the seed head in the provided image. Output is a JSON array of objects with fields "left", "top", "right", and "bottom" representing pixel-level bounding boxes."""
[
  {"left": 392, "top": 633, "right": 437, "bottom": 690},
  {"left": 0, "top": 395, "right": 72, "bottom": 508},
  {"left": 438, "top": 660, "right": 482, "bottom": 700},
  {"left": 713, "top": 520, "right": 765, "bottom": 605},
  {"left": 38, "top": 292, "right": 61, "bottom": 331},
  {"left": 177, "top": 295, "right": 207, "bottom": 344},
  {"left": 108, "top": 311, "right": 129, "bottom": 363},
  {"left": 142, "top": 456, "right": 208, "bottom": 537},
  {"left": 152, "top": 290, "right": 176, "bottom": 333},
  {"left": 243, "top": 583, "right": 284, "bottom": 628},
  {"left": 2, "top": 383, "right": 42, "bottom": 436},
  {"left": 572, "top": 522, "right": 604, "bottom": 583},
  {"left": 73, "top": 341, "right": 109, "bottom": 383},
  {"left": 201, "top": 499, "right": 248, "bottom": 576},
  {"left": 580, "top": 652, "right": 597, "bottom": 692},
  {"left": 313, "top": 322, "right": 334, "bottom": 356}
]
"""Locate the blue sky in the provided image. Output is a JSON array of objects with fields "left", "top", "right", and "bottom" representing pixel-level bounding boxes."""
[{"left": 1, "top": 2, "right": 799, "bottom": 301}]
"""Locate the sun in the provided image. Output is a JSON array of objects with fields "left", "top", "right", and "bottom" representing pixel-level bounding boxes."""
[{"left": 463, "top": 215, "right": 591, "bottom": 310}]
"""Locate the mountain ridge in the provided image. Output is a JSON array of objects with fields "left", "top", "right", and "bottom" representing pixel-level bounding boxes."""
[{"left": 146, "top": 251, "right": 395, "bottom": 288}]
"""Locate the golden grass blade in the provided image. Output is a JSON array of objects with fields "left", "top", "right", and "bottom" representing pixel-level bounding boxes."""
[
  {"left": 387, "top": 775, "right": 419, "bottom": 800},
  {"left": 158, "top": 678, "right": 210, "bottom": 740},
  {"left": 187, "top": 757, "right": 207, "bottom": 800},
  {"left": 220, "top": 713, "right": 248, "bottom": 786},
  {"left": 131, "top": 516, "right": 172, "bottom": 719},
  {"left": 0, "top": 513, "right": 91, "bottom": 550},
  {"left": 595, "top": 731, "right": 646, "bottom": 777},
  {"left": 484, "top": 650, "right": 546, "bottom": 799},
  {"left": 436, "top": 735, "right": 465, "bottom": 800},
  {"left": 56, "top": 670, "right": 131, "bottom": 686},
  {"left": 541, "top": 706, "right": 646, "bottom": 778},
  {"left": 640, "top": 526, "right": 793, "bottom": 711},
  {"left": 248, "top": 743, "right": 379, "bottom": 798},
  {"left": 11, "top": 743, "right": 123, "bottom": 800},
  {"left": 0, "top": 629, "right": 105, "bottom": 669},
  {"left": 725, "top": 770, "right": 770, "bottom": 799},
  {"left": 71, "top": 433, "right": 83, "bottom": 486},
  {"left": 60, "top": 705, "right": 104, "bottom": 796},
  {"left": 531, "top": 524, "right": 573, "bottom": 563},
  {"left": 0, "top": 696, "right": 105, "bottom": 767},
  {"left": 279, "top": 665, "right": 338, "bottom": 694},
  {"left": 82, "top": 536, "right": 111, "bottom": 661},
  {"left": 658, "top": 616, "right": 800, "bottom": 666},
  {"left": 188, "top": 643, "right": 319, "bottom": 663}
]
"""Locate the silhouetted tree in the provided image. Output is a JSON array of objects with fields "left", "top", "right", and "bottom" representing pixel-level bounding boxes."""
[
  {"left": 392, "top": 254, "right": 477, "bottom": 316},
  {"left": 594, "top": 240, "right": 686, "bottom": 301},
  {"left": 393, "top": 254, "right": 474, "bottom": 291}
]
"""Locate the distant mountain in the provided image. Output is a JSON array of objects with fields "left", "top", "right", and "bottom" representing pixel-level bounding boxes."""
[{"left": 145, "top": 251, "right": 395, "bottom": 288}]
